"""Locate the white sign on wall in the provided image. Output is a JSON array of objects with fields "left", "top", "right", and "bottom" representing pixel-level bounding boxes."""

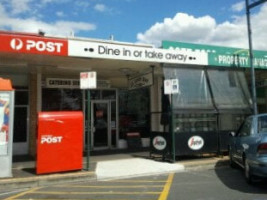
[
  {"left": 80, "top": 72, "right": 97, "bottom": 89},
  {"left": 45, "top": 78, "right": 110, "bottom": 89},
  {"left": 129, "top": 72, "right": 153, "bottom": 90},
  {"left": 164, "top": 79, "right": 180, "bottom": 94},
  {"left": 46, "top": 78, "right": 79, "bottom": 89},
  {"left": 68, "top": 40, "right": 208, "bottom": 65}
]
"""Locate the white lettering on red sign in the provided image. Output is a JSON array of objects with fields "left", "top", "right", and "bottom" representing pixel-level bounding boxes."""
[
  {"left": 25, "top": 40, "right": 63, "bottom": 52},
  {"left": 5, "top": 36, "right": 67, "bottom": 56},
  {"left": 41, "top": 135, "right": 63, "bottom": 144}
]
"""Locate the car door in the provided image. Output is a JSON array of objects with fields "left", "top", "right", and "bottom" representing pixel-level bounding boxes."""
[{"left": 234, "top": 117, "right": 253, "bottom": 165}]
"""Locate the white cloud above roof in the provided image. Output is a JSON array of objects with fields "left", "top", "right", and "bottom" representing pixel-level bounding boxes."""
[
  {"left": 231, "top": 1, "right": 245, "bottom": 12},
  {"left": 10, "top": 0, "right": 32, "bottom": 15},
  {"left": 0, "top": 0, "right": 96, "bottom": 36},
  {"left": 137, "top": 4, "right": 267, "bottom": 50},
  {"left": 94, "top": 4, "right": 107, "bottom": 12}
]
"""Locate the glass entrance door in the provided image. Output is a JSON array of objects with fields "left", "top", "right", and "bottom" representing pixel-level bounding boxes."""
[
  {"left": 91, "top": 101, "right": 109, "bottom": 149},
  {"left": 83, "top": 89, "right": 118, "bottom": 151}
]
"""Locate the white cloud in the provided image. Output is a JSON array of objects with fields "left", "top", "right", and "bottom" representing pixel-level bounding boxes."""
[
  {"left": 231, "top": 1, "right": 245, "bottom": 12},
  {"left": 94, "top": 4, "right": 107, "bottom": 12},
  {"left": 0, "top": 1, "right": 96, "bottom": 36},
  {"left": 41, "top": 0, "right": 70, "bottom": 4},
  {"left": 0, "top": 17, "right": 96, "bottom": 36},
  {"left": 56, "top": 11, "right": 65, "bottom": 17},
  {"left": 0, "top": 4, "right": 7, "bottom": 18},
  {"left": 137, "top": 4, "right": 267, "bottom": 50},
  {"left": 137, "top": 13, "right": 217, "bottom": 47},
  {"left": 41, "top": 0, "right": 54, "bottom": 3},
  {"left": 10, "top": 0, "right": 33, "bottom": 15},
  {"left": 75, "top": 1, "right": 90, "bottom": 8}
]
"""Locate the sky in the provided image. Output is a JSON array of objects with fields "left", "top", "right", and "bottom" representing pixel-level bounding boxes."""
[{"left": 0, "top": 0, "right": 267, "bottom": 50}]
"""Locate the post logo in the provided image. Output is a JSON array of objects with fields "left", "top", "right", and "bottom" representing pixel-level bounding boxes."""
[
  {"left": 153, "top": 136, "right": 167, "bottom": 151},
  {"left": 41, "top": 135, "right": 63, "bottom": 144},
  {"left": 188, "top": 136, "right": 204, "bottom": 150},
  {"left": 10, "top": 38, "right": 23, "bottom": 50},
  {"left": 10, "top": 39, "right": 64, "bottom": 53},
  {"left": 3, "top": 35, "right": 68, "bottom": 56}
]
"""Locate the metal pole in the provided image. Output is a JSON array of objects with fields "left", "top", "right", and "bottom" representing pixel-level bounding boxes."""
[
  {"left": 171, "top": 94, "right": 175, "bottom": 162},
  {"left": 86, "top": 90, "right": 91, "bottom": 170},
  {"left": 245, "top": 0, "right": 258, "bottom": 115},
  {"left": 248, "top": 0, "right": 267, "bottom": 9}
]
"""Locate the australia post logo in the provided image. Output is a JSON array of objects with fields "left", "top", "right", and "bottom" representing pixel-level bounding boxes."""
[
  {"left": 41, "top": 135, "right": 63, "bottom": 144},
  {"left": 10, "top": 38, "right": 23, "bottom": 50},
  {"left": 153, "top": 136, "right": 167, "bottom": 151},
  {"left": 0, "top": 34, "right": 68, "bottom": 56}
]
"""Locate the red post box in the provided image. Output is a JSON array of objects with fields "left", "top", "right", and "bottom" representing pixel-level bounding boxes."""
[{"left": 37, "top": 111, "right": 83, "bottom": 174}]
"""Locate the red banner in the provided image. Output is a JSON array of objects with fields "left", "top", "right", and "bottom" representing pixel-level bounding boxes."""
[
  {"left": 37, "top": 111, "right": 83, "bottom": 174},
  {"left": 0, "top": 34, "right": 68, "bottom": 56}
]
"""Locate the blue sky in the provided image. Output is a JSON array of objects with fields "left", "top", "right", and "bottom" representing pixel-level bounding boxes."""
[{"left": 0, "top": 0, "right": 267, "bottom": 49}]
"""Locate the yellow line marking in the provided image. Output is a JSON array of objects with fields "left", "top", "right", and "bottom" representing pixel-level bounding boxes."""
[
  {"left": 158, "top": 173, "right": 174, "bottom": 200},
  {"left": 31, "top": 191, "right": 161, "bottom": 195},
  {"left": 56, "top": 185, "right": 164, "bottom": 188},
  {"left": 4, "top": 187, "right": 41, "bottom": 200},
  {"left": 108, "top": 180, "right": 168, "bottom": 183},
  {"left": 12, "top": 199, "right": 156, "bottom": 200}
]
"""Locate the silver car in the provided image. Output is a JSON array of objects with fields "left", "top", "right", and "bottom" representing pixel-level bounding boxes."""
[{"left": 229, "top": 114, "right": 267, "bottom": 183}]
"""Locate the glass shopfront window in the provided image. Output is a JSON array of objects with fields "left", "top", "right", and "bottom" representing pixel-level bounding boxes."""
[
  {"left": 163, "top": 66, "right": 251, "bottom": 134},
  {"left": 119, "top": 88, "right": 150, "bottom": 138},
  {"left": 173, "top": 113, "right": 217, "bottom": 133},
  {"left": 163, "top": 67, "right": 214, "bottom": 109},
  {"left": 207, "top": 69, "right": 251, "bottom": 110},
  {"left": 42, "top": 88, "right": 82, "bottom": 111},
  {"left": 219, "top": 114, "right": 246, "bottom": 131}
]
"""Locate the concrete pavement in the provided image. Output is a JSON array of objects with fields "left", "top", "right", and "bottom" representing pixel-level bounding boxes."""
[
  {"left": 96, "top": 157, "right": 185, "bottom": 180},
  {"left": 0, "top": 151, "right": 229, "bottom": 191}
]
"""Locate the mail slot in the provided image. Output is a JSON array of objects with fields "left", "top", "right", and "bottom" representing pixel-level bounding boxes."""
[{"left": 37, "top": 111, "right": 83, "bottom": 174}]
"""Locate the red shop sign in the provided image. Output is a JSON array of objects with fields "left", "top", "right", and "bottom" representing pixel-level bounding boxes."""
[{"left": 0, "top": 34, "right": 68, "bottom": 56}]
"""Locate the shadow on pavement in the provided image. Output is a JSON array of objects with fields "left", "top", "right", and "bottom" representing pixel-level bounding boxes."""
[
  {"left": 13, "top": 155, "right": 35, "bottom": 163},
  {"left": 22, "top": 167, "right": 36, "bottom": 175},
  {"left": 215, "top": 160, "right": 267, "bottom": 194}
]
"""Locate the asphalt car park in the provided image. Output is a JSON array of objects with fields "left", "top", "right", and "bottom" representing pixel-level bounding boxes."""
[
  {"left": 2, "top": 173, "right": 173, "bottom": 200},
  {"left": 2, "top": 166, "right": 267, "bottom": 200}
]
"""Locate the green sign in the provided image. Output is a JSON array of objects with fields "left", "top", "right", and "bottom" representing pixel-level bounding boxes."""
[{"left": 162, "top": 41, "right": 267, "bottom": 69}]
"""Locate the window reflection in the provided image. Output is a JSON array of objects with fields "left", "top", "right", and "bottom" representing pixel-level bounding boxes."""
[
  {"left": 208, "top": 69, "right": 251, "bottom": 109},
  {"left": 163, "top": 67, "right": 213, "bottom": 109},
  {"left": 119, "top": 88, "right": 150, "bottom": 138},
  {"left": 42, "top": 88, "right": 82, "bottom": 111}
]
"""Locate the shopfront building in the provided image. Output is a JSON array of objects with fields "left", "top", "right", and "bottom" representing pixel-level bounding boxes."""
[
  {"left": 159, "top": 41, "right": 267, "bottom": 155},
  {"left": 0, "top": 31, "right": 267, "bottom": 156}
]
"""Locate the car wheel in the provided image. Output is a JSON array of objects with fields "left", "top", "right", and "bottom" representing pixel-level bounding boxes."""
[{"left": 244, "top": 158, "right": 253, "bottom": 184}]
